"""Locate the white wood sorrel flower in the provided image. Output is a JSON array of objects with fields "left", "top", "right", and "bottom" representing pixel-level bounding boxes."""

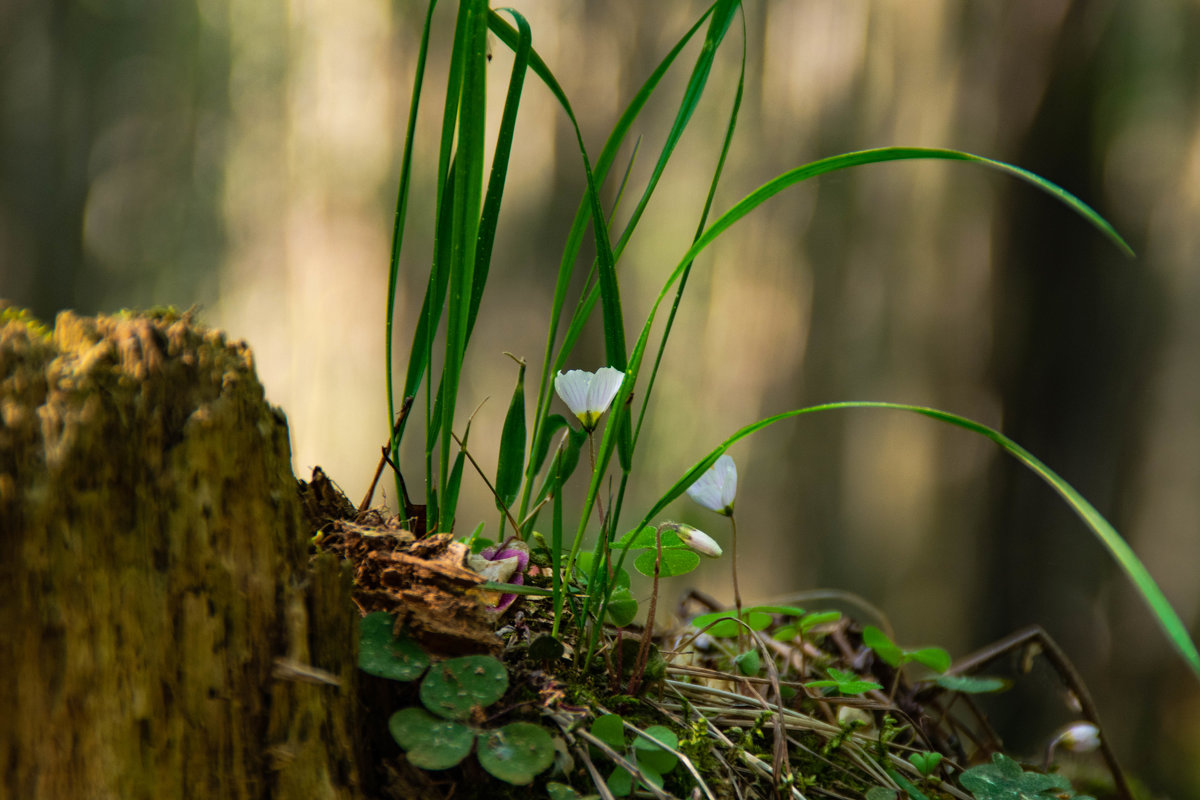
[
  {"left": 686, "top": 454, "right": 737, "bottom": 516},
  {"left": 553, "top": 367, "right": 624, "bottom": 431},
  {"left": 665, "top": 523, "right": 723, "bottom": 558}
]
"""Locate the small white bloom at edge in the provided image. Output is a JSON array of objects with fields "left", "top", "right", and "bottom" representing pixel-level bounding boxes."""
[
  {"left": 669, "top": 524, "right": 722, "bottom": 558},
  {"left": 1051, "top": 722, "right": 1101, "bottom": 754},
  {"left": 554, "top": 367, "right": 624, "bottom": 431},
  {"left": 686, "top": 454, "right": 737, "bottom": 515}
]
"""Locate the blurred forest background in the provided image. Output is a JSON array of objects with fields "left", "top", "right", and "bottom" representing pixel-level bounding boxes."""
[{"left": 3, "top": 0, "right": 1199, "bottom": 795}]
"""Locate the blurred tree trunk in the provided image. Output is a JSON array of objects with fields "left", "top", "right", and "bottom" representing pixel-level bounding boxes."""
[
  {"left": 0, "top": 309, "right": 367, "bottom": 800},
  {"left": 984, "top": 0, "right": 1165, "bottom": 743}
]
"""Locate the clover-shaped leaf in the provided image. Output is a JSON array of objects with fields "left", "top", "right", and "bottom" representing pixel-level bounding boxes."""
[
  {"left": 358, "top": 612, "right": 429, "bottom": 681},
  {"left": 576, "top": 551, "right": 630, "bottom": 590},
  {"left": 862, "top": 625, "right": 903, "bottom": 666},
  {"left": 935, "top": 674, "right": 1010, "bottom": 694},
  {"left": 590, "top": 714, "right": 626, "bottom": 750},
  {"left": 691, "top": 609, "right": 773, "bottom": 638},
  {"left": 420, "top": 655, "right": 509, "bottom": 720},
  {"left": 547, "top": 782, "right": 599, "bottom": 800},
  {"left": 959, "top": 753, "right": 1092, "bottom": 800},
  {"left": 633, "top": 547, "right": 700, "bottom": 578},
  {"left": 633, "top": 725, "right": 679, "bottom": 774},
  {"left": 773, "top": 610, "right": 842, "bottom": 641},
  {"left": 607, "top": 761, "right": 663, "bottom": 798},
  {"left": 734, "top": 648, "right": 760, "bottom": 676},
  {"left": 805, "top": 667, "right": 883, "bottom": 696},
  {"left": 476, "top": 721, "right": 556, "bottom": 785},
  {"left": 605, "top": 587, "right": 639, "bottom": 627},
  {"left": 863, "top": 626, "right": 951, "bottom": 673},
  {"left": 908, "top": 751, "right": 943, "bottom": 777},
  {"left": 388, "top": 707, "right": 474, "bottom": 770}
]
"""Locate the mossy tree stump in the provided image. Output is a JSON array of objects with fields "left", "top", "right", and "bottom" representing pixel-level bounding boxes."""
[{"left": 0, "top": 309, "right": 365, "bottom": 800}]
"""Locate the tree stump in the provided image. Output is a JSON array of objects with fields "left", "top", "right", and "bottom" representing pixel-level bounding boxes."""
[{"left": 0, "top": 308, "right": 365, "bottom": 800}]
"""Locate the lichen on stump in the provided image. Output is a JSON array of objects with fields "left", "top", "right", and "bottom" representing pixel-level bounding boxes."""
[{"left": 0, "top": 307, "right": 363, "bottom": 800}]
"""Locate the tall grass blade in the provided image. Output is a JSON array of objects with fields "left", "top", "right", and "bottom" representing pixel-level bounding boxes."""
[
  {"left": 467, "top": 9, "right": 530, "bottom": 340},
  {"left": 635, "top": 5, "right": 745, "bottom": 449},
  {"left": 594, "top": 145, "right": 1135, "bottom": 627},
  {"left": 386, "top": 0, "right": 438, "bottom": 502},
  {"left": 438, "top": 0, "right": 489, "bottom": 531},
  {"left": 630, "top": 402, "right": 1200, "bottom": 680},
  {"left": 495, "top": 358, "right": 527, "bottom": 518},
  {"left": 489, "top": 5, "right": 724, "bottom": 521}
]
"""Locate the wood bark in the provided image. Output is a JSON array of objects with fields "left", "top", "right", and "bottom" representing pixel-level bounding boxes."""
[{"left": 0, "top": 309, "right": 365, "bottom": 800}]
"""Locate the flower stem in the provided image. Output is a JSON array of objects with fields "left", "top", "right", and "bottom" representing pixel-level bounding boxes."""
[
  {"left": 627, "top": 526, "right": 662, "bottom": 695},
  {"left": 730, "top": 513, "right": 744, "bottom": 650}
]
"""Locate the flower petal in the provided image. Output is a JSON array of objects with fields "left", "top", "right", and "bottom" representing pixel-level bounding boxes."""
[
  {"left": 554, "top": 370, "right": 592, "bottom": 421},
  {"left": 554, "top": 367, "right": 625, "bottom": 430},
  {"left": 670, "top": 524, "right": 722, "bottom": 558},
  {"left": 687, "top": 454, "right": 737, "bottom": 515},
  {"left": 586, "top": 367, "right": 624, "bottom": 417}
]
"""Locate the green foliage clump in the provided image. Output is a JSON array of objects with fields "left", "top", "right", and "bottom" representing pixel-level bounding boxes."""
[
  {"left": 960, "top": 754, "right": 1096, "bottom": 800},
  {"left": 358, "top": 612, "right": 555, "bottom": 786}
]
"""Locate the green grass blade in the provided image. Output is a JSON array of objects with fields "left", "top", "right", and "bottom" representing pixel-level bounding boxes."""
[
  {"left": 632, "top": 401, "right": 1200, "bottom": 680},
  {"left": 610, "top": 0, "right": 739, "bottom": 262},
  {"left": 613, "top": 143, "right": 1138, "bottom": 530},
  {"left": 530, "top": 413, "right": 568, "bottom": 476},
  {"left": 438, "top": 0, "right": 489, "bottom": 531},
  {"left": 495, "top": 358, "right": 527, "bottom": 516},
  {"left": 401, "top": 162, "right": 456, "bottom": 414},
  {"left": 547, "top": 0, "right": 740, "bottom": 388},
  {"left": 634, "top": 5, "right": 745, "bottom": 450},
  {"left": 489, "top": 5, "right": 720, "bottom": 522},
  {"left": 550, "top": 449, "right": 565, "bottom": 635},
  {"left": 386, "top": 0, "right": 438, "bottom": 498},
  {"left": 467, "top": 9, "right": 530, "bottom": 340}
]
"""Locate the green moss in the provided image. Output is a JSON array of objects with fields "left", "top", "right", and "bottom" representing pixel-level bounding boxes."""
[
  {"left": 0, "top": 306, "right": 50, "bottom": 339},
  {"left": 115, "top": 305, "right": 189, "bottom": 322}
]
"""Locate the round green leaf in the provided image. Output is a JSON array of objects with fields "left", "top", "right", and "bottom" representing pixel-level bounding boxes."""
[
  {"left": 590, "top": 714, "right": 626, "bottom": 750},
  {"left": 772, "top": 624, "right": 799, "bottom": 642},
  {"left": 388, "top": 707, "right": 473, "bottom": 770},
  {"left": 358, "top": 612, "right": 429, "bottom": 681},
  {"left": 576, "top": 551, "right": 631, "bottom": 589},
  {"left": 908, "top": 751, "right": 943, "bottom": 776},
  {"left": 734, "top": 649, "right": 761, "bottom": 676},
  {"left": 420, "top": 655, "right": 509, "bottom": 720},
  {"left": 633, "top": 725, "right": 678, "bottom": 774},
  {"left": 799, "top": 610, "right": 842, "bottom": 631},
  {"left": 935, "top": 674, "right": 1010, "bottom": 694},
  {"left": 862, "top": 625, "right": 902, "bottom": 666},
  {"left": 546, "top": 783, "right": 584, "bottom": 800},
  {"left": 606, "top": 587, "right": 639, "bottom": 627},
  {"left": 745, "top": 604, "right": 807, "bottom": 616},
  {"left": 912, "top": 647, "right": 952, "bottom": 674},
  {"left": 530, "top": 634, "right": 565, "bottom": 662},
  {"left": 607, "top": 761, "right": 664, "bottom": 797},
  {"left": 691, "top": 609, "right": 773, "bottom": 638},
  {"left": 476, "top": 721, "right": 555, "bottom": 785},
  {"left": 633, "top": 548, "right": 700, "bottom": 578},
  {"left": 606, "top": 766, "right": 633, "bottom": 797},
  {"left": 616, "top": 525, "right": 687, "bottom": 550}
]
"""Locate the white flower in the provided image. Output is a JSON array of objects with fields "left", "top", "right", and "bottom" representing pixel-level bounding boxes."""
[
  {"left": 1050, "top": 722, "right": 1101, "bottom": 754},
  {"left": 666, "top": 523, "right": 723, "bottom": 558},
  {"left": 686, "top": 454, "right": 737, "bottom": 516},
  {"left": 553, "top": 367, "right": 624, "bottom": 431}
]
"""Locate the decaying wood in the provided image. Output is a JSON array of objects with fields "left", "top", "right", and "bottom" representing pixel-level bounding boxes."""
[
  {"left": 314, "top": 522, "right": 502, "bottom": 657},
  {"left": 0, "top": 309, "right": 365, "bottom": 800}
]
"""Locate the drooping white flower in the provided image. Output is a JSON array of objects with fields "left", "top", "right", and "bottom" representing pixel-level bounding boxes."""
[
  {"left": 667, "top": 523, "right": 723, "bottom": 558},
  {"left": 553, "top": 367, "right": 624, "bottom": 431},
  {"left": 686, "top": 454, "right": 737, "bottom": 516},
  {"left": 1050, "top": 722, "right": 1101, "bottom": 754}
]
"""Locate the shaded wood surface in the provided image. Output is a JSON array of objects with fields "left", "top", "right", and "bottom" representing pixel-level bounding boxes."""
[{"left": 0, "top": 309, "right": 365, "bottom": 800}]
